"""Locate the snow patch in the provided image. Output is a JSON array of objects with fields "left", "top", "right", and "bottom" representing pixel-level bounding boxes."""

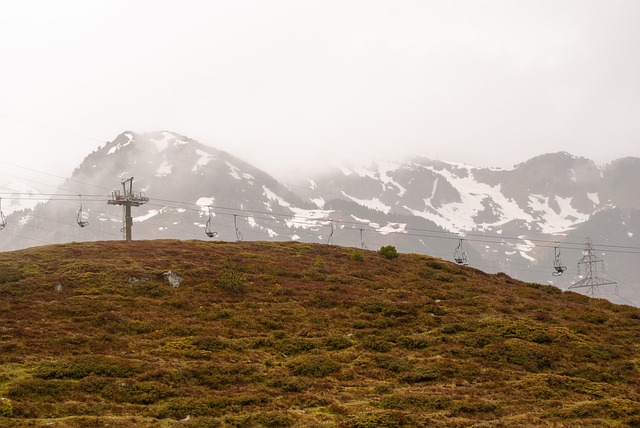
[
  {"left": 376, "top": 161, "right": 407, "bottom": 197},
  {"left": 528, "top": 195, "right": 589, "bottom": 234},
  {"left": 307, "top": 178, "right": 317, "bottom": 190},
  {"left": 156, "top": 160, "right": 173, "bottom": 177},
  {"left": 192, "top": 149, "right": 214, "bottom": 172},
  {"left": 225, "top": 162, "right": 253, "bottom": 181},
  {"left": 263, "top": 186, "right": 332, "bottom": 230},
  {"left": 514, "top": 238, "right": 536, "bottom": 262},
  {"left": 351, "top": 215, "right": 380, "bottom": 229},
  {"left": 195, "top": 197, "right": 215, "bottom": 214},
  {"left": 150, "top": 132, "right": 174, "bottom": 152},
  {"left": 134, "top": 207, "right": 165, "bottom": 222},
  {"left": 378, "top": 222, "right": 406, "bottom": 235},
  {"left": 310, "top": 197, "right": 325, "bottom": 209},
  {"left": 587, "top": 192, "right": 600, "bottom": 205},
  {"left": 406, "top": 165, "right": 532, "bottom": 232},
  {"left": 19, "top": 213, "right": 33, "bottom": 225},
  {"left": 341, "top": 191, "right": 391, "bottom": 214},
  {"left": 107, "top": 133, "right": 133, "bottom": 155},
  {"left": 338, "top": 165, "right": 352, "bottom": 176}
]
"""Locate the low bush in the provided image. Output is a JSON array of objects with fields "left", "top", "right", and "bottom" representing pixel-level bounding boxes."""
[
  {"left": 323, "top": 335, "right": 354, "bottom": 350},
  {"left": 252, "top": 411, "right": 295, "bottom": 427},
  {"left": 350, "top": 249, "right": 364, "bottom": 261},
  {"left": 217, "top": 257, "right": 245, "bottom": 293},
  {"left": 289, "top": 354, "right": 340, "bottom": 378},
  {"left": 378, "top": 245, "right": 399, "bottom": 260},
  {"left": 34, "top": 356, "right": 144, "bottom": 380},
  {"left": 0, "top": 397, "right": 14, "bottom": 417}
]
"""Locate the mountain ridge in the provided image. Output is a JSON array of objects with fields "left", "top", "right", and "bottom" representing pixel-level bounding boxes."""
[{"left": 1, "top": 130, "right": 638, "bottom": 304}]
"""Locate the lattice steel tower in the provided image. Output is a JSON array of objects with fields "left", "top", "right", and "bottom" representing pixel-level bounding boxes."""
[{"left": 569, "top": 238, "right": 616, "bottom": 297}]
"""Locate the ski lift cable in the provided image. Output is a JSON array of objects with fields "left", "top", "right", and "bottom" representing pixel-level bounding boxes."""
[
  {"left": 147, "top": 199, "right": 640, "bottom": 255},
  {"left": 137, "top": 196, "right": 640, "bottom": 252},
  {"left": 77, "top": 197, "right": 640, "bottom": 257},
  {"left": 4, "top": 178, "right": 640, "bottom": 257},
  {"left": 0, "top": 160, "right": 112, "bottom": 192},
  {"left": 0, "top": 194, "right": 618, "bottom": 288},
  {"left": 0, "top": 113, "right": 105, "bottom": 143},
  {"left": 19, "top": 209, "right": 123, "bottom": 239},
  {"left": 2, "top": 115, "right": 637, "bottom": 252}
]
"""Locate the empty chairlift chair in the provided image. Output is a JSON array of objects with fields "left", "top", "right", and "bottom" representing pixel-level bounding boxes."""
[
  {"left": 205, "top": 206, "right": 218, "bottom": 238},
  {"left": 76, "top": 196, "right": 89, "bottom": 228},
  {"left": 453, "top": 239, "right": 469, "bottom": 265},
  {"left": 0, "top": 198, "right": 6, "bottom": 230},
  {"left": 552, "top": 245, "right": 567, "bottom": 276}
]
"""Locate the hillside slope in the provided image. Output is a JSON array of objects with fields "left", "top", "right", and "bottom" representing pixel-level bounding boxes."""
[{"left": 1, "top": 240, "right": 639, "bottom": 427}]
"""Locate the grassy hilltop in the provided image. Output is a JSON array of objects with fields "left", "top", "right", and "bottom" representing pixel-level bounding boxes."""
[{"left": 0, "top": 240, "right": 639, "bottom": 427}]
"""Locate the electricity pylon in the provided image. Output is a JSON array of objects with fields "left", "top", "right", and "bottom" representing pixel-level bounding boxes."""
[
  {"left": 107, "top": 177, "right": 149, "bottom": 241},
  {"left": 569, "top": 238, "right": 616, "bottom": 297}
]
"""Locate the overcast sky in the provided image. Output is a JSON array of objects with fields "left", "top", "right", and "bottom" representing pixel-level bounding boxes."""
[{"left": 1, "top": 0, "right": 639, "bottom": 184}]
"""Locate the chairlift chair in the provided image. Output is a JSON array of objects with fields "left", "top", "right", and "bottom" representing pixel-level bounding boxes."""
[
  {"left": 326, "top": 220, "right": 334, "bottom": 245},
  {"left": 76, "top": 205, "right": 89, "bottom": 228},
  {"left": 76, "top": 196, "right": 89, "bottom": 228},
  {"left": 454, "top": 239, "right": 469, "bottom": 265},
  {"left": 0, "top": 198, "right": 6, "bottom": 230},
  {"left": 205, "top": 208, "right": 218, "bottom": 238},
  {"left": 234, "top": 214, "right": 243, "bottom": 242},
  {"left": 552, "top": 246, "right": 567, "bottom": 276}
]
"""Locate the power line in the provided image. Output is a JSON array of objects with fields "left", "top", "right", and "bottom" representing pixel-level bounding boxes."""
[
  {"left": 4, "top": 189, "right": 640, "bottom": 255},
  {"left": 0, "top": 113, "right": 106, "bottom": 143}
]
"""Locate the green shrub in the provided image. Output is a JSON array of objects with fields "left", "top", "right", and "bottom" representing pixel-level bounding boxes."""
[
  {"left": 192, "top": 336, "right": 229, "bottom": 351},
  {"left": 100, "top": 380, "right": 173, "bottom": 404},
  {"left": 217, "top": 257, "right": 245, "bottom": 293},
  {"left": 253, "top": 411, "right": 295, "bottom": 427},
  {"left": 267, "top": 377, "right": 308, "bottom": 393},
  {"left": 314, "top": 256, "right": 326, "bottom": 268},
  {"left": 351, "top": 249, "right": 364, "bottom": 261},
  {"left": 397, "top": 335, "right": 430, "bottom": 350},
  {"left": 289, "top": 354, "right": 340, "bottom": 378},
  {"left": 7, "top": 378, "right": 72, "bottom": 399},
  {"left": 402, "top": 367, "right": 439, "bottom": 383},
  {"left": 347, "top": 411, "right": 416, "bottom": 427},
  {"left": 378, "top": 246, "right": 399, "bottom": 260},
  {"left": 323, "top": 335, "right": 354, "bottom": 350},
  {"left": 452, "top": 399, "right": 498, "bottom": 415},
  {"left": 274, "top": 337, "right": 316, "bottom": 355},
  {"left": 34, "top": 356, "right": 143, "bottom": 379},
  {"left": 362, "top": 337, "right": 392, "bottom": 353},
  {"left": 0, "top": 266, "right": 22, "bottom": 284},
  {"left": 0, "top": 398, "right": 14, "bottom": 417}
]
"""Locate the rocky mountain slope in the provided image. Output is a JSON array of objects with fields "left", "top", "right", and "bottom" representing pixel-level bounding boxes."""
[
  {"left": 1, "top": 240, "right": 639, "bottom": 427},
  {"left": 1, "top": 131, "right": 638, "bottom": 304},
  {"left": 300, "top": 152, "right": 640, "bottom": 302}
]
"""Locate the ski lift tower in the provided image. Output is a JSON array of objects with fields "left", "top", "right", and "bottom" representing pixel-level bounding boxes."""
[
  {"left": 108, "top": 177, "right": 149, "bottom": 241},
  {"left": 569, "top": 238, "right": 616, "bottom": 298}
]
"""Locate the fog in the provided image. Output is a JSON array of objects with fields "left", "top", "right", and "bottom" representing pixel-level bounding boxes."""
[{"left": 2, "top": 0, "right": 639, "bottom": 182}]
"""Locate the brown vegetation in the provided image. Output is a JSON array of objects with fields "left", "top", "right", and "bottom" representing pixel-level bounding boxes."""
[{"left": 0, "top": 239, "right": 639, "bottom": 427}]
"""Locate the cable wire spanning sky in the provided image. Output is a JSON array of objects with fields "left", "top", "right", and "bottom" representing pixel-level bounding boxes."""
[{"left": 2, "top": 0, "right": 639, "bottom": 181}]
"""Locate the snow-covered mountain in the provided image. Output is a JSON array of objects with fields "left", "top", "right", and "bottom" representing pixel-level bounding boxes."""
[
  {"left": 1, "top": 131, "right": 330, "bottom": 248},
  {"left": 302, "top": 152, "right": 639, "bottom": 236},
  {"left": 1, "top": 132, "right": 638, "bottom": 304},
  {"left": 298, "top": 152, "right": 640, "bottom": 303}
]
